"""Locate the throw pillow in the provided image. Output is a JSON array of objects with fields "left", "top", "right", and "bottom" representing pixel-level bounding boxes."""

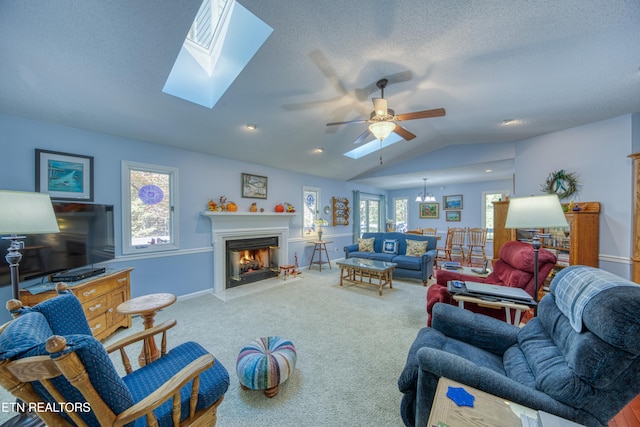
[
  {"left": 358, "top": 237, "right": 375, "bottom": 252},
  {"left": 406, "top": 239, "right": 428, "bottom": 257},
  {"left": 383, "top": 239, "right": 398, "bottom": 254}
]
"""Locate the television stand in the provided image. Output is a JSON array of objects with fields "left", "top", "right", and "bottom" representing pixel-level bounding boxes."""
[{"left": 19, "top": 268, "right": 133, "bottom": 341}]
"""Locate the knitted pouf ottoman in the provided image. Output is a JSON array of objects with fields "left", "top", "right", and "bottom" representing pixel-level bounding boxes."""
[{"left": 236, "top": 336, "right": 297, "bottom": 398}]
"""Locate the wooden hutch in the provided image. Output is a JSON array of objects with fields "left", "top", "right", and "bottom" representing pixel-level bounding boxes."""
[{"left": 492, "top": 200, "right": 600, "bottom": 268}]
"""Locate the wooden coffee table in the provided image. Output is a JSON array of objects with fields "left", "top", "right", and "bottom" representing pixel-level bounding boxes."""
[
  {"left": 116, "top": 292, "right": 176, "bottom": 366},
  {"left": 336, "top": 257, "right": 397, "bottom": 296}
]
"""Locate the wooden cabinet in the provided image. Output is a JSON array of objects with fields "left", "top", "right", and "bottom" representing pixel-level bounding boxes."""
[
  {"left": 492, "top": 201, "right": 600, "bottom": 268},
  {"left": 20, "top": 268, "right": 132, "bottom": 341},
  {"left": 546, "top": 202, "right": 600, "bottom": 267},
  {"left": 492, "top": 201, "right": 516, "bottom": 260}
]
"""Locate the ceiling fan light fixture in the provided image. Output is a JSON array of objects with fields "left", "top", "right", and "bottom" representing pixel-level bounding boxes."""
[
  {"left": 369, "top": 121, "right": 396, "bottom": 141},
  {"left": 372, "top": 98, "right": 387, "bottom": 117}
]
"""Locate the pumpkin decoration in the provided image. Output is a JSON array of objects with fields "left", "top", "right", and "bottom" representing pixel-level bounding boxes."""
[
  {"left": 207, "top": 200, "right": 218, "bottom": 211},
  {"left": 275, "top": 204, "right": 285, "bottom": 213},
  {"left": 226, "top": 202, "right": 238, "bottom": 212}
]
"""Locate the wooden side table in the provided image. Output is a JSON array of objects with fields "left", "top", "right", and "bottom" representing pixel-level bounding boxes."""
[
  {"left": 428, "top": 377, "right": 537, "bottom": 426},
  {"left": 116, "top": 292, "right": 177, "bottom": 366},
  {"left": 308, "top": 240, "right": 332, "bottom": 271}
]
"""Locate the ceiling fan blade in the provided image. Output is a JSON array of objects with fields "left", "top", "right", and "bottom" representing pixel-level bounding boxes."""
[
  {"left": 354, "top": 129, "right": 373, "bottom": 144},
  {"left": 393, "top": 124, "right": 416, "bottom": 141},
  {"left": 396, "top": 108, "right": 446, "bottom": 121},
  {"left": 326, "top": 119, "right": 368, "bottom": 126}
]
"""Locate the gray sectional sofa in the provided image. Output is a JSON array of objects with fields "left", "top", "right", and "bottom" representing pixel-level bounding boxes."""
[{"left": 343, "top": 232, "right": 437, "bottom": 284}]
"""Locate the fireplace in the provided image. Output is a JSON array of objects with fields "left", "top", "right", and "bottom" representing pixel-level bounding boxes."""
[
  {"left": 226, "top": 236, "right": 279, "bottom": 287},
  {"left": 201, "top": 211, "right": 294, "bottom": 295}
]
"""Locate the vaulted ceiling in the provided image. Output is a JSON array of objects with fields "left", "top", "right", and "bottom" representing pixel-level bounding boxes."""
[{"left": 1, "top": 1, "right": 639, "bottom": 189}]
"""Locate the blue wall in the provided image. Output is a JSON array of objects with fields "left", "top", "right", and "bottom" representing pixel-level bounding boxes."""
[
  {"left": 0, "top": 113, "right": 380, "bottom": 322},
  {"left": 388, "top": 115, "right": 636, "bottom": 279},
  {"left": 1, "top": 112, "right": 637, "bottom": 323}
]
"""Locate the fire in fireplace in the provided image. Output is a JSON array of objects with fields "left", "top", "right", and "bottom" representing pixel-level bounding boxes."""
[{"left": 226, "top": 236, "right": 279, "bottom": 288}]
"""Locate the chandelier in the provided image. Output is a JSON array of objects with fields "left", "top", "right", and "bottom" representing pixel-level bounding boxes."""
[{"left": 415, "top": 178, "right": 436, "bottom": 202}]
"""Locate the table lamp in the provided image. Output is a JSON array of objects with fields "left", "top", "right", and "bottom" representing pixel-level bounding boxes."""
[
  {"left": 504, "top": 194, "right": 568, "bottom": 313},
  {"left": 0, "top": 190, "right": 60, "bottom": 300}
]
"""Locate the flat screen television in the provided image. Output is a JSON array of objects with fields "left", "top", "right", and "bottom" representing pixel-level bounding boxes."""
[{"left": 0, "top": 202, "right": 115, "bottom": 286}]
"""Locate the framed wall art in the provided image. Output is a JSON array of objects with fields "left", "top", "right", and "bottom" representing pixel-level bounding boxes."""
[
  {"left": 241, "top": 173, "right": 267, "bottom": 199},
  {"left": 446, "top": 210, "right": 461, "bottom": 222},
  {"left": 36, "top": 149, "right": 94, "bottom": 201},
  {"left": 443, "top": 194, "right": 463, "bottom": 210},
  {"left": 419, "top": 202, "right": 440, "bottom": 219}
]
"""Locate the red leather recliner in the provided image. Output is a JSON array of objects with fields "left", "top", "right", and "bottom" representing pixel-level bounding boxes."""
[{"left": 426, "top": 240, "right": 557, "bottom": 325}]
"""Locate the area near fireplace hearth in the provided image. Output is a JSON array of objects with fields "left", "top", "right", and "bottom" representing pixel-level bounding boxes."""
[{"left": 201, "top": 211, "right": 296, "bottom": 296}]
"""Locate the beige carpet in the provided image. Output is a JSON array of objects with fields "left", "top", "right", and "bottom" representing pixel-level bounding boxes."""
[{"left": 0, "top": 267, "right": 432, "bottom": 426}]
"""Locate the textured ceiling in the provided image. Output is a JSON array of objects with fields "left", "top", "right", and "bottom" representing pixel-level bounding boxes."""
[{"left": 1, "top": 1, "right": 639, "bottom": 189}]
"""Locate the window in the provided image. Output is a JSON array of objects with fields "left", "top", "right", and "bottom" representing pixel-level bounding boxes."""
[
  {"left": 360, "top": 196, "right": 380, "bottom": 235},
  {"left": 303, "top": 186, "right": 320, "bottom": 237},
  {"left": 122, "top": 161, "right": 179, "bottom": 254},
  {"left": 483, "top": 191, "right": 508, "bottom": 240},
  {"left": 394, "top": 197, "right": 408, "bottom": 232}
]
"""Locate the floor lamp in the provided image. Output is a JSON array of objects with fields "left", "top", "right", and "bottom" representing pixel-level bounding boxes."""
[
  {"left": 0, "top": 190, "right": 59, "bottom": 427},
  {"left": 504, "top": 194, "right": 568, "bottom": 315}
]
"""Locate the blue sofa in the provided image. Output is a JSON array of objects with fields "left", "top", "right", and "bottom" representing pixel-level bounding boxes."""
[
  {"left": 398, "top": 266, "right": 640, "bottom": 427},
  {"left": 344, "top": 232, "right": 437, "bottom": 284}
]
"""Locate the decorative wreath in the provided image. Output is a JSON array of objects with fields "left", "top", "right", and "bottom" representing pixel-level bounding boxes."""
[{"left": 540, "top": 169, "right": 579, "bottom": 200}]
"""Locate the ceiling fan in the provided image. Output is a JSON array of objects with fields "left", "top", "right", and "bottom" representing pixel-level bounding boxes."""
[{"left": 326, "top": 78, "right": 446, "bottom": 144}]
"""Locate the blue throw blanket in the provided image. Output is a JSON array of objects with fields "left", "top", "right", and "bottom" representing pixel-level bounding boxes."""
[{"left": 554, "top": 266, "right": 636, "bottom": 332}]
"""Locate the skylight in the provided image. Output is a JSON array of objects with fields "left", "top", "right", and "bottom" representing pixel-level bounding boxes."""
[
  {"left": 163, "top": 0, "right": 273, "bottom": 108},
  {"left": 343, "top": 133, "right": 404, "bottom": 159}
]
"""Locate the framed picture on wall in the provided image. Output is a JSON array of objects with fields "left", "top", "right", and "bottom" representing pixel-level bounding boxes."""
[
  {"left": 419, "top": 202, "right": 439, "bottom": 219},
  {"left": 443, "top": 194, "right": 463, "bottom": 210},
  {"left": 35, "top": 149, "right": 94, "bottom": 201},
  {"left": 446, "top": 210, "right": 461, "bottom": 222},
  {"left": 241, "top": 173, "right": 267, "bottom": 199}
]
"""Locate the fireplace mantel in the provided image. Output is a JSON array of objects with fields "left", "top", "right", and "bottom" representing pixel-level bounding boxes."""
[{"left": 201, "top": 211, "right": 295, "bottom": 294}]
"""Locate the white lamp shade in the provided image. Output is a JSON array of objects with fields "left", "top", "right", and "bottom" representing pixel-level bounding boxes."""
[
  {"left": 0, "top": 190, "right": 60, "bottom": 235},
  {"left": 505, "top": 194, "right": 569, "bottom": 229},
  {"left": 369, "top": 121, "right": 396, "bottom": 140}
]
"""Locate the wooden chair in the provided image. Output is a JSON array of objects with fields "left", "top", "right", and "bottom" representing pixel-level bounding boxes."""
[
  {"left": 466, "top": 227, "right": 488, "bottom": 265},
  {"left": 421, "top": 227, "right": 437, "bottom": 236},
  {"left": 447, "top": 227, "right": 467, "bottom": 263},
  {"left": 0, "top": 284, "right": 229, "bottom": 427},
  {"left": 405, "top": 229, "right": 423, "bottom": 235},
  {"left": 435, "top": 228, "right": 454, "bottom": 267}
]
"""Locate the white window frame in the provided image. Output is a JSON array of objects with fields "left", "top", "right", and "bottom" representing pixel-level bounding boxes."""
[
  {"left": 360, "top": 194, "right": 381, "bottom": 234},
  {"left": 393, "top": 197, "right": 408, "bottom": 232},
  {"left": 482, "top": 190, "right": 509, "bottom": 241},
  {"left": 121, "top": 161, "right": 179, "bottom": 255},
  {"left": 302, "top": 186, "right": 321, "bottom": 239}
]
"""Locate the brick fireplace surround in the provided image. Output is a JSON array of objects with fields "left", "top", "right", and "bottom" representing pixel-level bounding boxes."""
[{"left": 202, "top": 212, "right": 296, "bottom": 295}]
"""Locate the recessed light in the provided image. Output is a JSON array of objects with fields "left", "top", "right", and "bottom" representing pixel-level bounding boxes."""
[
  {"left": 245, "top": 123, "right": 257, "bottom": 131},
  {"left": 485, "top": 169, "right": 493, "bottom": 173},
  {"left": 314, "top": 147, "right": 325, "bottom": 154},
  {"left": 501, "top": 119, "right": 515, "bottom": 125}
]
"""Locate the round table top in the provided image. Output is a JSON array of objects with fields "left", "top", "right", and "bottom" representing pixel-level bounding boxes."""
[{"left": 116, "top": 292, "right": 177, "bottom": 315}]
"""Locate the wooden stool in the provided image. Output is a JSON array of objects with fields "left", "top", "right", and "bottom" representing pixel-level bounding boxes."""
[{"left": 279, "top": 265, "right": 296, "bottom": 280}]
